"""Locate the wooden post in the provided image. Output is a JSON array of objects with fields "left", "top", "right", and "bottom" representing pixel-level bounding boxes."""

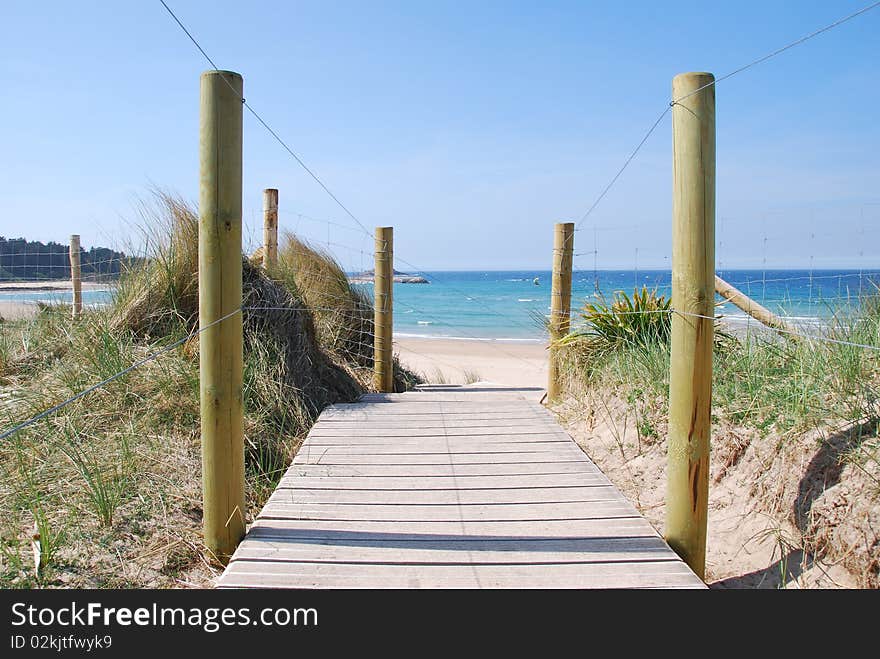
[
  {"left": 548, "top": 222, "right": 574, "bottom": 403},
  {"left": 373, "top": 226, "right": 394, "bottom": 393},
  {"left": 666, "top": 72, "right": 715, "bottom": 580},
  {"left": 714, "top": 275, "right": 798, "bottom": 336},
  {"left": 262, "top": 188, "right": 278, "bottom": 269},
  {"left": 198, "top": 69, "right": 245, "bottom": 562},
  {"left": 69, "top": 234, "right": 82, "bottom": 319}
]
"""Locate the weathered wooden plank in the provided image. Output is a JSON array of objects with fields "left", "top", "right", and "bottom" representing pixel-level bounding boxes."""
[
  {"left": 321, "top": 412, "right": 550, "bottom": 421},
  {"left": 276, "top": 474, "right": 612, "bottom": 490},
  {"left": 282, "top": 462, "right": 601, "bottom": 477},
  {"left": 291, "top": 456, "right": 589, "bottom": 466},
  {"left": 303, "top": 438, "right": 572, "bottom": 448},
  {"left": 233, "top": 534, "right": 667, "bottom": 551},
  {"left": 229, "top": 537, "right": 681, "bottom": 565},
  {"left": 359, "top": 392, "right": 535, "bottom": 401},
  {"left": 328, "top": 398, "right": 543, "bottom": 404},
  {"left": 292, "top": 454, "right": 587, "bottom": 466},
  {"left": 266, "top": 485, "right": 626, "bottom": 506},
  {"left": 302, "top": 435, "right": 577, "bottom": 447},
  {"left": 326, "top": 402, "right": 545, "bottom": 412},
  {"left": 308, "top": 427, "right": 564, "bottom": 437},
  {"left": 219, "top": 575, "right": 704, "bottom": 588},
  {"left": 259, "top": 500, "right": 639, "bottom": 522},
  {"left": 218, "top": 560, "right": 702, "bottom": 589},
  {"left": 316, "top": 418, "right": 557, "bottom": 428},
  {"left": 245, "top": 517, "right": 661, "bottom": 538},
  {"left": 293, "top": 443, "right": 585, "bottom": 457},
  {"left": 267, "top": 487, "right": 626, "bottom": 507},
  {"left": 292, "top": 443, "right": 587, "bottom": 463}
]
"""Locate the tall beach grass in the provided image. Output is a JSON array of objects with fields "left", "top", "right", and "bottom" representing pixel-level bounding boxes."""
[{"left": 0, "top": 192, "right": 418, "bottom": 588}]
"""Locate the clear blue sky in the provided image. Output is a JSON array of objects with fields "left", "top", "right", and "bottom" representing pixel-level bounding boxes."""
[{"left": 1, "top": 1, "right": 878, "bottom": 269}]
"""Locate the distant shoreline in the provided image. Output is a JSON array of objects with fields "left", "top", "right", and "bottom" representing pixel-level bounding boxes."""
[
  {"left": 349, "top": 275, "right": 429, "bottom": 284},
  {"left": 0, "top": 281, "right": 112, "bottom": 293},
  {"left": 0, "top": 281, "right": 113, "bottom": 320}
]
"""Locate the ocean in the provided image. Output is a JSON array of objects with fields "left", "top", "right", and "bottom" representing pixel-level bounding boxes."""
[
  {"left": 376, "top": 269, "right": 878, "bottom": 341},
  {"left": 3, "top": 269, "right": 877, "bottom": 341}
]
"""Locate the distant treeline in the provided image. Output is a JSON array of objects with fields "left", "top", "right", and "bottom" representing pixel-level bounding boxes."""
[{"left": 0, "top": 237, "right": 137, "bottom": 281}]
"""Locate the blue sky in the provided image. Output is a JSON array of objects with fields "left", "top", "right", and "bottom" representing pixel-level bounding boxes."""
[{"left": 1, "top": 1, "right": 878, "bottom": 269}]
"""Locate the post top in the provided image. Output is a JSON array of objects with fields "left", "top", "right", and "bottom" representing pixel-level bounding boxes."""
[
  {"left": 201, "top": 69, "right": 242, "bottom": 80},
  {"left": 673, "top": 71, "right": 714, "bottom": 82},
  {"left": 672, "top": 72, "right": 715, "bottom": 100}
]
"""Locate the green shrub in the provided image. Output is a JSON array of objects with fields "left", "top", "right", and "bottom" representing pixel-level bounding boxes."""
[{"left": 559, "top": 287, "right": 671, "bottom": 361}]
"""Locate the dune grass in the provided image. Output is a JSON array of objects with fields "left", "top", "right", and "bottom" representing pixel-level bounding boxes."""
[
  {"left": 559, "top": 287, "right": 880, "bottom": 439},
  {"left": 0, "top": 192, "right": 419, "bottom": 588}
]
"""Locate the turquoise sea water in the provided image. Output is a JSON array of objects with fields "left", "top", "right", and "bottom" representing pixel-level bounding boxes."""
[
  {"left": 375, "top": 269, "right": 880, "bottom": 341},
  {"left": 3, "top": 269, "right": 877, "bottom": 341},
  {"left": 0, "top": 288, "right": 111, "bottom": 308}
]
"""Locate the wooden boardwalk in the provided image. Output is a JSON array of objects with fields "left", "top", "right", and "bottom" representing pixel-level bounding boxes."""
[{"left": 218, "top": 385, "right": 704, "bottom": 588}]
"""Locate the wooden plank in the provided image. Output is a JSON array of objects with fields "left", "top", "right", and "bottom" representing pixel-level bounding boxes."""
[
  {"left": 321, "top": 411, "right": 550, "bottom": 421},
  {"left": 219, "top": 575, "right": 704, "bottom": 589},
  {"left": 267, "top": 487, "right": 628, "bottom": 507},
  {"left": 291, "top": 453, "right": 587, "bottom": 465},
  {"left": 229, "top": 537, "right": 681, "bottom": 565},
  {"left": 218, "top": 560, "right": 702, "bottom": 589},
  {"left": 282, "top": 462, "right": 602, "bottom": 477},
  {"left": 326, "top": 402, "right": 545, "bottom": 412},
  {"left": 265, "top": 485, "right": 626, "bottom": 506},
  {"left": 308, "top": 426, "right": 563, "bottom": 437},
  {"left": 302, "top": 435, "right": 576, "bottom": 447},
  {"left": 293, "top": 444, "right": 585, "bottom": 456},
  {"left": 233, "top": 534, "right": 667, "bottom": 552},
  {"left": 258, "top": 500, "right": 640, "bottom": 522},
  {"left": 360, "top": 392, "right": 540, "bottom": 400},
  {"left": 337, "top": 393, "right": 540, "bottom": 410},
  {"left": 276, "top": 474, "right": 612, "bottom": 490},
  {"left": 303, "top": 438, "right": 572, "bottom": 448},
  {"left": 317, "top": 418, "right": 557, "bottom": 428},
  {"left": 245, "top": 517, "right": 662, "bottom": 538}
]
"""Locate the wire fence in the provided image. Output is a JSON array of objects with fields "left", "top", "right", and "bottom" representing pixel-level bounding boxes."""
[
  {"left": 4, "top": 3, "right": 877, "bottom": 434},
  {"left": 1, "top": 0, "right": 879, "bottom": 588},
  {"left": 2, "top": 0, "right": 877, "bottom": 447}
]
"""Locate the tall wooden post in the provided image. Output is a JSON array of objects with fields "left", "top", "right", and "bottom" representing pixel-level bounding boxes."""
[
  {"left": 262, "top": 188, "right": 278, "bottom": 269},
  {"left": 373, "top": 226, "right": 394, "bottom": 393},
  {"left": 666, "top": 71, "right": 715, "bottom": 580},
  {"left": 548, "top": 222, "right": 574, "bottom": 403},
  {"left": 69, "top": 235, "right": 82, "bottom": 319},
  {"left": 199, "top": 69, "right": 245, "bottom": 562}
]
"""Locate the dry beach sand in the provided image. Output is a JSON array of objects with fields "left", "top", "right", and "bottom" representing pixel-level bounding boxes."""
[{"left": 394, "top": 336, "right": 548, "bottom": 392}]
